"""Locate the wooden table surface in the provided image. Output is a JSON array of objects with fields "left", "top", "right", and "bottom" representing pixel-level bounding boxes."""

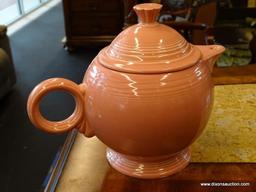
[
  {"left": 51, "top": 133, "right": 256, "bottom": 192},
  {"left": 102, "top": 163, "right": 256, "bottom": 192},
  {"left": 213, "top": 64, "right": 256, "bottom": 85},
  {"left": 45, "top": 64, "right": 256, "bottom": 192}
]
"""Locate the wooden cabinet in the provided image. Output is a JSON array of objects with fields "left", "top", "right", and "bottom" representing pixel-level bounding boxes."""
[{"left": 62, "top": 0, "right": 124, "bottom": 51}]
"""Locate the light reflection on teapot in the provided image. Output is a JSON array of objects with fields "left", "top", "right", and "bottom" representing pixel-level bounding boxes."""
[{"left": 27, "top": 3, "right": 224, "bottom": 179}]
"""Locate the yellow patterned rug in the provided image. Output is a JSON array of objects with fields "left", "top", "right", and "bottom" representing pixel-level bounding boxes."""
[{"left": 191, "top": 84, "right": 256, "bottom": 162}]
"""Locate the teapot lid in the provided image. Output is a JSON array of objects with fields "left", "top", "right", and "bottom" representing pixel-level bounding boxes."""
[{"left": 98, "top": 3, "right": 201, "bottom": 73}]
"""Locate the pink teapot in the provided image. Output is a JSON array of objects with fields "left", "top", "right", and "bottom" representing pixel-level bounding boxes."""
[{"left": 27, "top": 3, "right": 224, "bottom": 179}]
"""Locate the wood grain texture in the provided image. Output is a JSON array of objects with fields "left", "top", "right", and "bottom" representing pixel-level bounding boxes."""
[
  {"left": 102, "top": 164, "right": 256, "bottom": 192},
  {"left": 213, "top": 64, "right": 256, "bottom": 85}
]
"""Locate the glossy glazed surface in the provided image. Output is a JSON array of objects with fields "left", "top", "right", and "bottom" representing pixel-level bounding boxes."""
[
  {"left": 27, "top": 3, "right": 225, "bottom": 178},
  {"left": 83, "top": 59, "right": 213, "bottom": 156},
  {"left": 27, "top": 78, "right": 85, "bottom": 133},
  {"left": 99, "top": 3, "right": 201, "bottom": 73},
  {"left": 106, "top": 147, "right": 190, "bottom": 179}
]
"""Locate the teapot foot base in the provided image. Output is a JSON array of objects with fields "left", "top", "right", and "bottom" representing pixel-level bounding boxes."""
[{"left": 106, "top": 148, "right": 190, "bottom": 179}]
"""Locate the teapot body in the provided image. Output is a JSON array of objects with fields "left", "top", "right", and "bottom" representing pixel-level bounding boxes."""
[
  {"left": 27, "top": 3, "right": 225, "bottom": 179},
  {"left": 84, "top": 55, "right": 213, "bottom": 157}
]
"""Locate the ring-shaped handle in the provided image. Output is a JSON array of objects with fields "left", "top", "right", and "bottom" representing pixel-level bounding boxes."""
[{"left": 27, "top": 78, "right": 85, "bottom": 134}]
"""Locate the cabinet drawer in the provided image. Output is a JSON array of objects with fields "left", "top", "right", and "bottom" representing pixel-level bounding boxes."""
[
  {"left": 70, "top": 13, "right": 123, "bottom": 36},
  {"left": 70, "top": 0, "right": 99, "bottom": 12},
  {"left": 69, "top": 0, "right": 122, "bottom": 12}
]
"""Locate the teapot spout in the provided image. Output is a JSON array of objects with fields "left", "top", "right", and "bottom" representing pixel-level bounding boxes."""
[{"left": 196, "top": 45, "right": 225, "bottom": 72}]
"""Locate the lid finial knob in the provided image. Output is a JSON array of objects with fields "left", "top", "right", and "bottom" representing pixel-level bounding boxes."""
[{"left": 133, "top": 3, "right": 162, "bottom": 24}]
